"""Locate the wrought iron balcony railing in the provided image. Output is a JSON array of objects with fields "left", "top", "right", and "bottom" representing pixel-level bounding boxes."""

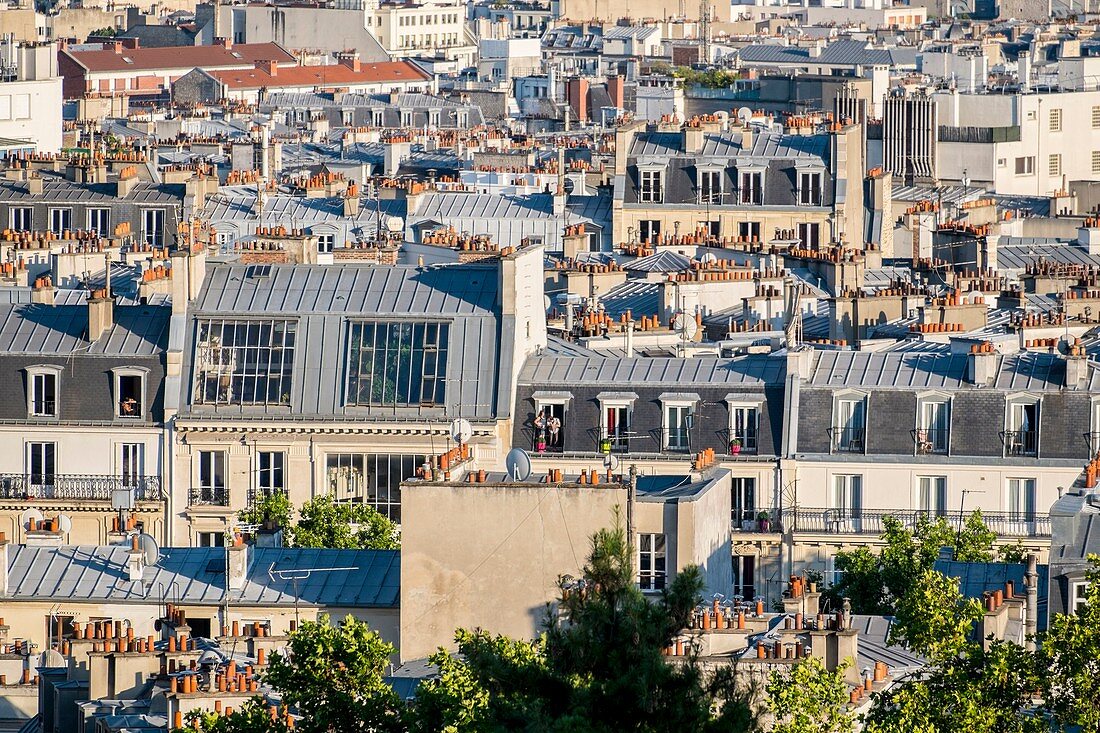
[
  {"left": 830, "top": 427, "right": 866, "bottom": 453},
  {"left": 189, "top": 486, "right": 229, "bottom": 506},
  {"left": 782, "top": 507, "right": 1050, "bottom": 538},
  {"left": 912, "top": 428, "right": 949, "bottom": 455},
  {"left": 0, "top": 474, "right": 163, "bottom": 502},
  {"left": 1002, "top": 430, "right": 1038, "bottom": 457}
]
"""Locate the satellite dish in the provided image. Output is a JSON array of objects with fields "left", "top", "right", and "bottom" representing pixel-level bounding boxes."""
[
  {"left": 505, "top": 447, "right": 533, "bottom": 481},
  {"left": 737, "top": 106, "right": 753, "bottom": 125},
  {"left": 544, "top": 294, "right": 552, "bottom": 311},
  {"left": 714, "top": 110, "right": 729, "bottom": 122},
  {"left": 385, "top": 215, "right": 404, "bottom": 233},
  {"left": 700, "top": 252, "right": 718, "bottom": 265},
  {"left": 21, "top": 507, "right": 43, "bottom": 529},
  {"left": 40, "top": 649, "right": 65, "bottom": 667},
  {"left": 450, "top": 417, "right": 472, "bottom": 445},
  {"left": 138, "top": 533, "right": 160, "bottom": 567},
  {"left": 603, "top": 453, "right": 620, "bottom": 471},
  {"left": 672, "top": 311, "right": 699, "bottom": 340},
  {"left": 57, "top": 514, "right": 72, "bottom": 534},
  {"left": 562, "top": 177, "right": 575, "bottom": 195}
]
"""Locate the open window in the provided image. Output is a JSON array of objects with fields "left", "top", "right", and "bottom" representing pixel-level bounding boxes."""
[
  {"left": 660, "top": 392, "right": 699, "bottom": 453},
  {"left": 726, "top": 396, "right": 761, "bottom": 455},
  {"left": 597, "top": 392, "right": 637, "bottom": 453},
  {"left": 831, "top": 392, "right": 867, "bottom": 453},
  {"left": 532, "top": 391, "right": 571, "bottom": 453},
  {"left": 915, "top": 393, "right": 950, "bottom": 455},
  {"left": 113, "top": 367, "right": 148, "bottom": 419},
  {"left": 1005, "top": 396, "right": 1040, "bottom": 457},
  {"left": 26, "top": 365, "right": 61, "bottom": 418}
]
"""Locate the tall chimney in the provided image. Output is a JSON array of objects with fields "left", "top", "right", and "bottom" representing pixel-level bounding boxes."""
[
  {"left": 1025, "top": 554, "right": 1038, "bottom": 650},
  {"left": 87, "top": 288, "right": 113, "bottom": 342},
  {"left": 226, "top": 533, "right": 251, "bottom": 591},
  {"left": 127, "top": 534, "right": 144, "bottom": 582}
]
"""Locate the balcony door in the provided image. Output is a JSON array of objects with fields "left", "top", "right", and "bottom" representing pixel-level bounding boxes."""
[
  {"left": 918, "top": 400, "right": 949, "bottom": 454},
  {"left": 831, "top": 474, "right": 863, "bottom": 532},
  {"left": 119, "top": 443, "right": 144, "bottom": 487}
]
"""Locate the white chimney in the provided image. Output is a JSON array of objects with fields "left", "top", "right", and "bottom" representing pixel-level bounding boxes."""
[
  {"left": 226, "top": 533, "right": 251, "bottom": 591},
  {"left": 126, "top": 534, "right": 144, "bottom": 582}
]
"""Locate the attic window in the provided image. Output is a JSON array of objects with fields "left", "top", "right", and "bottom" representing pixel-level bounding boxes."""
[
  {"left": 122, "top": 57, "right": 133, "bottom": 64},
  {"left": 231, "top": 51, "right": 243, "bottom": 58},
  {"left": 245, "top": 264, "right": 272, "bottom": 278}
]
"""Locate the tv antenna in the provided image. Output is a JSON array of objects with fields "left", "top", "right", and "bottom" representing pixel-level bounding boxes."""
[{"left": 268, "top": 563, "right": 360, "bottom": 625}]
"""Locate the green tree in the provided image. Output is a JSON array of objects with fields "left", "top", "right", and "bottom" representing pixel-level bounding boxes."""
[
  {"left": 174, "top": 698, "right": 294, "bottom": 733},
  {"left": 238, "top": 491, "right": 293, "bottom": 532},
  {"left": 889, "top": 570, "right": 982, "bottom": 660},
  {"left": 263, "top": 614, "right": 405, "bottom": 733},
  {"left": 411, "top": 520, "right": 757, "bottom": 733},
  {"left": 292, "top": 495, "right": 399, "bottom": 549},
  {"left": 1040, "top": 555, "right": 1100, "bottom": 729},
  {"left": 766, "top": 656, "right": 853, "bottom": 733}
]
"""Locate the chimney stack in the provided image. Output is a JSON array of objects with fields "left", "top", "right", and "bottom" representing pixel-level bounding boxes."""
[
  {"left": 967, "top": 342, "right": 998, "bottom": 385},
  {"left": 87, "top": 288, "right": 114, "bottom": 342},
  {"left": 127, "top": 534, "right": 144, "bottom": 582},
  {"left": 226, "top": 533, "right": 251, "bottom": 591},
  {"left": 1066, "top": 337, "right": 1089, "bottom": 388},
  {"left": 31, "top": 276, "right": 54, "bottom": 305}
]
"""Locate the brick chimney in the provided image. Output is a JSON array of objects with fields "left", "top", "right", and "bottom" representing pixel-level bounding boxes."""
[
  {"left": 87, "top": 288, "right": 114, "bottom": 342},
  {"left": 216, "top": 36, "right": 233, "bottom": 50},
  {"left": 337, "top": 51, "right": 361, "bottom": 73},
  {"left": 607, "top": 75, "right": 624, "bottom": 109},
  {"left": 257, "top": 59, "right": 278, "bottom": 77},
  {"left": 1066, "top": 337, "right": 1089, "bottom": 388}
]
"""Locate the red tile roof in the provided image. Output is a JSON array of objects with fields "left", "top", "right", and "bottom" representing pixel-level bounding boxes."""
[
  {"left": 62, "top": 43, "right": 295, "bottom": 73},
  {"left": 210, "top": 61, "right": 431, "bottom": 90}
]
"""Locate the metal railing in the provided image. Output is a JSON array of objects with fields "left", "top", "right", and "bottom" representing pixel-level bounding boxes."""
[
  {"left": 784, "top": 507, "right": 1050, "bottom": 538},
  {"left": 246, "top": 487, "right": 288, "bottom": 507},
  {"left": 0, "top": 474, "right": 163, "bottom": 501},
  {"left": 189, "top": 486, "right": 229, "bottom": 506},
  {"left": 830, "top": 427, "right": 866, "bottom": 453},
  {"left": 912, "top": 428, "right": 949, "bottom": 455},
  {"left": 1002, "top": 430, "right": 1038, "bottom": 457}
]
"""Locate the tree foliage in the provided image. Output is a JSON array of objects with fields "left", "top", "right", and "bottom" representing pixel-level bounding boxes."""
[
  {"left": 264, "top": 614, "right": 406, "bottom": 733},
  {"left": 410, "top": 520, "right": 757, "bottom": 733},
  {"left": 766, "top": 656, "right": 853, "bottom": 733},
  {"left": 174, "top": 698, "right": 294, "bottom": 733},
  {"left": 239, "top": 493, "right": 400, "bottom": 550},
  {"left": 1040, "top": 554, "right": 1100, "bottom": 729},
  {"left": 826, "top": 513, "right": 995, "bottom": 614}
]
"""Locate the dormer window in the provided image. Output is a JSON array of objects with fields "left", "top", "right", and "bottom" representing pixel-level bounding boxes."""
[
  {"left": 27, "top": 366, "right": 61, "bottom": 418},
  {"left": 832, "top": 393, "right": 867, "bottom": 453},
  {"left": 113, "top": 367, "right": 148, "bottom": 419},
  {"left": 798, "top": 171, "right": 822, "bottom": 206},
  {"left": 739, "top": 170, "right": 762, "bottom": 204},
  {"left": 698, "top": 168, "right": 723, "bottom": 205},
  {"left": 639, "top": 168, "right": 664, "bottom": 203},
  {"left": 1005, "top": 397, "right": 1040, "bottom": 457}
]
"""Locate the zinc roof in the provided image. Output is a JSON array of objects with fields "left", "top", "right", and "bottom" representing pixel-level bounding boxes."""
[
  {"left": 519, "top": 355, "right": 784, "bottom": 386},
  {"left": 0, "top": 301, "right": 169, "bottom": 356}
]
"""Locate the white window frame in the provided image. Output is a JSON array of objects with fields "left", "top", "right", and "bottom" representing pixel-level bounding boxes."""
[
  {"left": 638, "top": 532, "right": 666, "bottom": 591},
  {"left": 10, "top": 206, "right": 31, "bottom": 231},
  {"left": 739, "top": 169, "right": 763, "bottom": 205},
  {"left": 48, "top": 207, "right": 71, "bottom": 235},
  {"left": 832, "top": 391, "right": 867, "bottom": 453},
  {"left": 917, "top": 475, "right": 947, "bottom": 518},
  {"left": 256, "top": 450, "right": 286, "bottom": 496},
  {"left": 1006, "top": 477, "right": 1037, "bottom": 528},
  {"left": 797, "top": 169, "right": 823, "bottom": 206},
  {"left": 88, "top": 207, "right": 111, "bottom": 236},
  {"left": 660, "top": 394, "right": 698, "bottom": 452},
  {"left": 26, "top": 441, "right": 56, "bottom": 488},
  {"left": 1091, "top": 397, "right": 1100, "bottom": 455},
  {"left": 196, "top": 450, "right": 227, "bottom": 503},
  {"left": 831, "top": 474, "right": 863, "bottom": 532},
  {"left": 915, "top": 392, "right": 951, "bottom": 455},
  {"left": 26, "top": 365, "right": 62, "bottom": 418},
  {"left": 639, "top": 166, "right": 664, "bottom": 204},
  {"left": 118, "top": 442, "right": 144, "bottom": 485},
  {"left": 1049, "top": 107, "right": 1062, "bottom": 132},
  {"left": 1014, "top": 156, "right": 1034, "bottom": 176},
  {"left": 733, "top": 553, "right": 755, "bottom": 599},
  {"left": 112, "top": 366, "right": 148, "bottom": 420},
  {"left": 697, "top": 167, "right": 723, "bottom": 205},
  {"left": 1005, "top": 395, "right": 1040, "bottom": 457},
  {"left": 726, "top": 398, "right": 761, "bottom": 454},
  {"left": 1072, "top": 580, "right": 1090, "bottom": 614},
  {"left": 597, "top": 392, "right": 636, "bottom": 453},
  {"left": 142, "top": 208, "right": 165, "bottom": 246}
]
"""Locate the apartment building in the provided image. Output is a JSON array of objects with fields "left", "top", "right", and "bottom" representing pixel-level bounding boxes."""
[
  {"left": 170, "top": 246, "right": 547, "bottom": 544},
  {"left": 614, "top": 117, "right": 863, "bottom": 251},
  {"left": 0, "top": 40, "right": 62, "bottom": 153},
  {"left": 374, "top": 0, "right": 475, "bottom": 67}
]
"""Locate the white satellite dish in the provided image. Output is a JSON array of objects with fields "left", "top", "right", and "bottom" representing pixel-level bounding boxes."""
[
  {"left": 603, "top": 453, "right": 620, "bottom": 471},
  {"left": 544, "top": 295, "right": 552, "bottom": 311},
  {"left": 450, "top": 417, "right": 472, "bottom": 445},
  {"left": 505, "top": 447, "right": 533, "bottom": 481},
  {"left": 57, "top": 514, "right": 72, "bottom": 534},
  {"left": 40, "top": 649, "right": 66, "bottom": 667},
  {"left": 385, "top": 215, "right": 404, "bottom": 233},
  {"left": 672, "top": 311, "right": 699, "bottom": 340},
  {"left": 21, "top": 507, "right": 43, "bottom": 529},
  {"left": 737, "top": 107, "right": 753, "bottom": 126},
  {"left": 138, "top": 533, "right": 160, "bottom": 567},
  {"left": 700, "top": 252, "right": 718, "bottom": 265}
]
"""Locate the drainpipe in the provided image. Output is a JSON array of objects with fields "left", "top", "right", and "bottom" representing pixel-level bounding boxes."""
[
  {"left": 164, "top": 418, "right": 175, "bottom": 546},
  {"left": 1025, "top": 553, "right": 1038, "bottom": 650}
]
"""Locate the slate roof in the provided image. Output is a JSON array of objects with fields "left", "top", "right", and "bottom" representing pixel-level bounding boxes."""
[
  {"left": 0, "top": 173, "right": 183, "bottom": 205},
  {"left": 519, "top": 355, "right": 785, "bottom": 386},
  {"left": 211, "top": 61, "right": 430, "bottom": 90},
  {"left": 0, "top": 300, "right": 169, "bottom": 356},
  {"left": 623, "top": 251, "right": 693, "bottom": 273},
  {"left": 4, "top": 545, "right": 400, "bottom": 608}
]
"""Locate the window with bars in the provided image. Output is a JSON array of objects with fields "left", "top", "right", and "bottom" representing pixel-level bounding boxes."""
[
  {"left": 1049, "top": 154, "right": 1062, "bottom": 176},
  {"left": 1049, "top": 108, "right": 1062, "bottom": 132},
  {"left": 639, "top": 169, "right": 663, "bottom": 203},
  {"left": 346, "top": 321, "right": 448, "bottom": 407},
  {"left": 638, "top": 533, "right": 666, "bottom": 591},
  {"left": 193, "top": 320, "right": 296, "bottom": 406},
  {"left": 325, "top": 452, "right": 425, "bottom": 522}
]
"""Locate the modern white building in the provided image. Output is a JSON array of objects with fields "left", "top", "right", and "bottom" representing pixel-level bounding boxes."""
[{"left": 0, "top": 39, "right": 61, "bottom": 153}]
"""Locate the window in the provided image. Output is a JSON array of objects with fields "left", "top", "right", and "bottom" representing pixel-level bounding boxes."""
[
  {"left": 738, "top": 221, "right": 760, "bottom": 242},
  {"left": 197, "top": 531, "right": 225, "bottom": 547},
  {"left": 639, "top": 168, "right": 663, "bottom": 203},
  {"left": 115, "top": 370, "right": 145, "bottom": 418},
  {"left": 1007, "top": 478, "right": 1036, "bottom": 523},
  {"left": 664, "top": 403, "right": 693, "bottom": 452},
  {"left": 833, "top": 397, "right": 866, "bottom": 452},
  {"left": 257, "top": 451, "right": 285, "bottom": 497},
  {"left": 46, "top": 615, "right": 77, "bottom": 646},
  {"left": 732, "top": 477, "right": 756, "bottom": 528},
  {"left": 346, "top": 321, "right": 449, "bottom": 407},
  {"left": 372, "top": 109, "right": 384, "bottom": 127},
  {"left": 1049, "top": 108, "right": 1062, "bottom": 132},
  {"left": 27, "top": 442, "right": 55, "bottom": 488},
  {"left": 831, "top": 474, "right": 863, "bottom": 531},
  {"left": 1049, "top": 154, "right": 1062, "bottom": 177},
  {"left": 918, "top": 476, "right": 947, "bottom": 518},
  {"left": 798, "top": 171, "right": 822, "bottom": 206},
  {"left": 1006, "top": 400, "right": 1039, "bottom": 456},
  {"left": 29, "top": 370, "right": 57, "bottom": 417},
  {"left": 325, "top": 453, "right": 424, "bottom": 521},
  {"left": 193, "top": 319, "right": 296, "bottom": 406},
  {"left": 119, "top": 443, "right": 143, "bottom": 486},
  {"left": 1072, "top": 581, "right": 1090, "bottom": 614},
  {"left": 601, "top": 402, "right": 631, "bottom": 452},
  {"left": 739, "top": 171, "right": 762, "bottom": 204},
  {"left": 638, "top": 533, "right": 666, "bottom": 591},
  {"left": 194, "top": 451, "right": 227, "bottom": 505},
  {"left": 733, "top": 555, "right": 755, "bottom": 599},
  {"left": 1093, "top": 151, "right": 1100, "bottom": 174},
  {"left": 639, "top": 219, "right": 661, "bottom": 244},
  {"left": 916, "top": 398, "right": 949, "bottom": 454},
  {"left": 88, "top": 208, "right": 110, "bottom": 236},
  {"left": 326, "top": 453, "right": 364, "bottom": 501},
  {"left": 702, "top": 220, "right": 720, "bottom": 239},
  {"left": 1092, "top": 106, "right": 1100, "bottom": 128},
  {"left": 48, "top": 207, "right": 71, "bottom": 235},
  {"left": 10, "top": 206, "right": 31, "bottom": 231},
  {"left": 142, "top": 209, "right": 165, "bottom": 246},
  {"left": 728, "top": 404, "right": 758, "bottom": 453},
  {"left": 797, "top": 222, "right": 820, "bottom": 249},
  {"left": 698, "top": 168, "right": 722, "bottom": 205},
  {"left": 316, "top": 233, "right": 335, "bottom": 253},
  {"left": 1014, "top": 156, "right": 1034, "bottom": 176}
]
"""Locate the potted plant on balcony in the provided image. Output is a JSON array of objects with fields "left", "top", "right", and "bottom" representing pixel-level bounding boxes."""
[
  {"left": 730, "top": 437, "right": 742, "bottom": 455},
  {"left": 756, "top": 510, "right": 770, "bottom": 532},
  {"left": 599, "top": 437, "right": 612, "bottom": 454}
]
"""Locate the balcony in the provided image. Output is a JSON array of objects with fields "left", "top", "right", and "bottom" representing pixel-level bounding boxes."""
[
  {"left": 830, "top": 427, "right": 866, "bottom": 453},
  {"left": 189, "top": 487, "right": 229, "bottom": 506},
  {"left": 912, "top": 428, "right": 949, "bottom": 455},
  {"left": 1001, "top": 430, "right": 1037, "bottom": 457},
  {"left": 0, "top": 475, "right": 163, "bottom": 502},
  {"left": 246, "top": 487, "right": 287, "bottom": 507},
  {"left": 785, "top": 508, "right": 1050, "bottom": 538}
]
